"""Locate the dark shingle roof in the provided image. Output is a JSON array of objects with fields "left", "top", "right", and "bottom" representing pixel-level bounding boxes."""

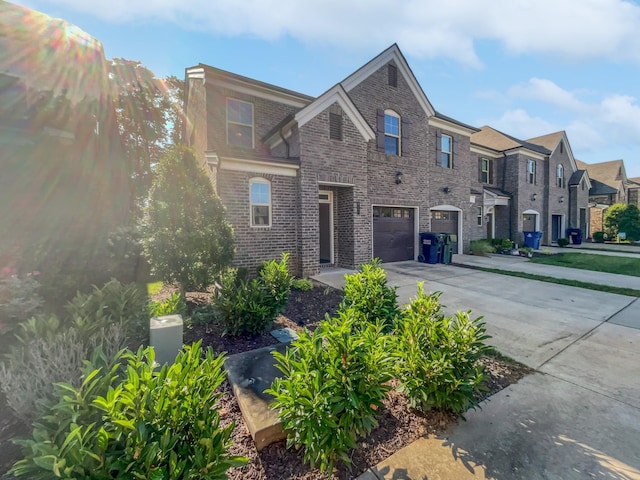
[
  {"left": 433, "top": 111, "right": 479, "bottom": 132},
  {"left": 568, "top": 169, "right": 587, "bottom": 186},
  {"left": 471, "top": 126, "right": 551, "bottom": 155},
  {"left": 589, "top": 179, "right": 618, "bottom": 196}
]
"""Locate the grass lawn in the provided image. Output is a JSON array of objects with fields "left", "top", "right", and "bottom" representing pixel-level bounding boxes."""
[{"left": 529, "top": 252, "right": 640, "bottom": 277}]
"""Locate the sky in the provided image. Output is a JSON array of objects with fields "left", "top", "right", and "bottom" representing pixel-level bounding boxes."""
[{"left": 13, "top": 0, "right": 640, "bottom": 178}]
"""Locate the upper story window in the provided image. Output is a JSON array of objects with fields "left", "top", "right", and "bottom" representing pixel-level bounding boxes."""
[
  {"left": 480, "top": 158, "right": 491, "bottom": 183},
  {"left": 527, "top": 159, "right": 536, "bottom": 184},
  {"left": 329, "top": 112, "right": 343, "bottom": 141},
  {"left": 557, "top": 164, "right": 564, "bottom": 188},
  {"left": 441, "top": 134, "right": 453, "bottom": 169},
  {"left": 388, "top": 64, "right": 398, "bottom": 87},
  {"left": 250, "top": 178, "right": 271, "bottom": 227},
  {"left": 227, "top": 98, "right": 254, "bottom": 148},
  {"left": 384, "top": 110, "right": 401, "bottom": 155}
]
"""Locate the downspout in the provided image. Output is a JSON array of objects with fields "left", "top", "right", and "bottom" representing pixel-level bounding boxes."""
[
  {"left": 279, "top": 128, "right": 290, "bottom": 159},
  {"left": 502, "top": 152, "right": 513, "bottom": 241}
]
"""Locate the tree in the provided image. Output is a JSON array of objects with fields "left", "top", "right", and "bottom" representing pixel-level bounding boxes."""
[
  {"left": 163, "top": 75, "right": 185, "bottom": 147},
  {"left": 604, "top": 203, "right": 640, "bottom": 241},
  {"left": 142, "top": 146, "right": 234, "bottom": 292}
]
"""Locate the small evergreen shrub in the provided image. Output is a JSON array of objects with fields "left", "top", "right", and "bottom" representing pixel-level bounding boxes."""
[
  {"left": 557, "top": 237, "right": 569, "bottom": 247},
  {"left": 394, "top": 283, "right": 491, "bottom": 416},
  {"left": 149, "top": 291, "right": 186, "bottom": 318},
  {"left": 469, "top": 240, "right": 493, "bottom": 256},
  {"left": 0, "top": 270, "right": 44, "bottom": 336},
  {"left": 213, "top": 254, "right": 292, "bottom": 336},
  {"left": 340, "top": 258, "right": 399, "bottom": 332},
  {"left": 592, "top": 231, "right": 606, "bottom": 243},
  {"left": 292, "top": 278, "right": 314, "bottom": 291},
  {"left": 267, "top": 309, "right": 394, "bottom": 473},
  {"left": 11, "top": 342, "right": 246, "bottom": 479}
]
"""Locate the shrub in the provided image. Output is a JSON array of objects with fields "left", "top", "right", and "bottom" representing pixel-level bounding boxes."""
[
  {"left": 292, "top": 278, "right": 314, "bottom": 291},
  {"left": 557, "top": 237, "right": 569, "bottom": 247},
  {"left": 0, "top": 270, "right": 44, "bottom": 336},
  {"left": 469, "top": 240, "right": 493, "bottom": 256},
  {"left": 149, "top": 291, "right": 187, "bottom": 318},
  {"left": 340, "top": 258, "right": 399, "bottom": 332},
  {"left": 213, "top": 255, "right": 292, "bottom": 336},
  {"left": 267, "top": 310, "right": 394, "bottom": 473},
  {"left": 519, "top": 246, "right": 534, "bottom": 257},
  {"left": 604, "top": 203, "right": 640, "bottom": 241},
  {"left": 11, "top": 342, "right": 246, "bottom": 479},
  {"left": 66, "top": 279, "right": 149, "bottom": 341},
  {"left": 592, "top": 231, "right": 606, "bottom": 243},
  {"left": 142, "top": 146, "right": 234, "bottom": 292},
  {"left": 394, "top": 283, "right": 490, "bottom": 416}
]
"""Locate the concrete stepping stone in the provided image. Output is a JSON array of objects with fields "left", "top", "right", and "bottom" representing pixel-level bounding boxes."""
[
  {"left": 224, "top": 343, "right": 289, "bottom": 450},
  {"left": 270, "top": 327, "right": 299, "bottom": 343}
]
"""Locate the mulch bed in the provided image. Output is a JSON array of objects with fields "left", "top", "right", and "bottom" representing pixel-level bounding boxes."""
[{"left": 0, "top": 280, "right": 531, "bottom": 480}]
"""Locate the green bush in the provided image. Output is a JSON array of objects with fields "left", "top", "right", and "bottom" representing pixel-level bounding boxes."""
[
  {"left": 267, "top": 309, "right": 394, "bottom": 473},
  {"left": 340, "top": 258, "right": 399, "bottom": 332},
  {"left": 213, "top": 255, "right": 292, "bottom": 336},
  {"left": 292, "top": 278, "right": 314, "bottom": 291},
  {"left": 141, "top": 146, "right": 235, "bottom": 293},
  {"left": 0, "top": 270, "right": 44, "bottom": 336},
  {"left": 604, "top": 203, "right": 640, "bottom": 241},
  {"left": 394, "top": 283, "right": 490, "bottom": 416},
  {"left": 66, "top": 279, "right": 149, "bottom": 341},
  {"left": 592, "top": 231, "right": 606, "bottom": 243},
  {"left": 11, "top": 342, "right": 246, "bottom": 479},
  {"left": 469, "top": 240, "right": 493, "bottom": 256},
  {"left": 149, "top": 291, "right": 186, "bottom": 318},
  {"left": 557, "top": 237, "right": 569, "bottom": 247}
]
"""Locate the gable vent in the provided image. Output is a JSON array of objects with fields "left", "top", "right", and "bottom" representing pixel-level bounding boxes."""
[
  {"left": 329, "top": 112, "right": 343, "bottom": 141},
  {"left": 388, "top": 64, "right": 397, "bottom": 88}
]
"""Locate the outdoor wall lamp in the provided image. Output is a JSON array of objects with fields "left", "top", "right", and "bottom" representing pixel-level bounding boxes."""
[
  {"left": 395, "top": 171, "right": 403, "bottom": 184},
  {"left": 356, "top": 201, "right": 361, "bottom": 215},
  {"left": 559, "top": 196, "right": 565, "bottom": 203},
  {"left": 443, "top": 186, "right": 451, "bottom": 194},
  {"left": 531, "top": 193, "right": 537, "bottom": 201}
]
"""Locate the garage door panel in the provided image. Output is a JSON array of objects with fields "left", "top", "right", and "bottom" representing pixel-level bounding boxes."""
[
  {"left": 431, "top": 210, "right": 459, "bottom": 253},
  {"left": 373, "top": 207, "right": 415, "bottom": 263}
]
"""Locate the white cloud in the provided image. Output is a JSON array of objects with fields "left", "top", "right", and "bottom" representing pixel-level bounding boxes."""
[
  {"left": 508, "top": 79, "right": 589, "bottom": 113},
  {"left": 488, "top": 109, "right": 558, "bottom": 139},
  {"left": 27, "top": 0, "right": 640, "bottom": 66}
]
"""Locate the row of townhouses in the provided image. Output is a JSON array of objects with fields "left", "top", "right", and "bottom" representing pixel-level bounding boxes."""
[{"left": 183, "top": 44, "right": 628, "bottom": 277}]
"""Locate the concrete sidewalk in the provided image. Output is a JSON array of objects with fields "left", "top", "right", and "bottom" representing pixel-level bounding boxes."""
[
  {"left": 312, "top": 262, "right": 640, "bottom": 480},
  {"left": 453, "top": 253, "right": 640, "bottom": 290},
  {"left": 564, "top": 241, "right": 640, "bottom": 254},
  {"left": 542, "top": 245, "right": 640, "bottom": 258}
]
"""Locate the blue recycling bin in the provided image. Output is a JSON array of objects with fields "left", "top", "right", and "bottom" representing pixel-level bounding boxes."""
[
  {"left": 567, "top": 228, "right": 583, "bottom": 245},
  {"left": 419, "top": 232, "right": 442, "bottom": 264},
  {"left": 523, "top": 231, "right": 543, "bottom": 250}
]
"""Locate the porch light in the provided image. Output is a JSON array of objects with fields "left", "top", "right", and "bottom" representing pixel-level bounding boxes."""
[
  {"left": 531, "top": 193, "right": 537, "bottom": 201},
  {"left": 443, "top": 187, "right": 451, "bottom": 194},
  {"left": 395, "top": 171, "right": 403, "bottom": 184},
  {"left": 559, "top": 196, "right": 565, "bottom": 203}
]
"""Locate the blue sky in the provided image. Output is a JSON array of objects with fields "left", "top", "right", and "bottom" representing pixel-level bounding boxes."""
[{"left": 15, "top": 0, "right": 640, "bottom": 178}]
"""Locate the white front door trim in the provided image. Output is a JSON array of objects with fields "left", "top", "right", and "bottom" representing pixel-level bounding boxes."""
[
  {"left": 319, "top": 190, "right": 334, "bottom": 264},
  {"left": 430, "top": 205, "right": 463, "bottom": 254},
  {"left": 523, "top": 209, "right": 541, "bottom": 231}
]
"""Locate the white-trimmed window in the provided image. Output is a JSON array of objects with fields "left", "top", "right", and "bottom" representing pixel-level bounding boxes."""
[
  {"left": 481, "top": 158, "right": 491, "bottom": 183},
  {"left": 557, "top": 164, "right": 564, "bottom": 188},
  {"left": 441, "top": 134, "right": 453, "bottom": 168},
  {"left": 384, "top": 110, "right": 401, "bottom": 155},
  {"left": 250, "top": 178, "right": 271, "bottom": 227},
  {"left": 527, "top": 160, "right": 536, "bottom": 184},
  {"left": 477, "top": 207, "right": 483, "bottom": 226},
  {"left": 227, "top": 98, "right": 254, "bottom": 148}
]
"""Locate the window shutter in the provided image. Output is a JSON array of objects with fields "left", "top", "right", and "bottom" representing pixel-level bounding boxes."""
[
  {"left": 478, "top": 158, "right": 483, "bottom": 183},
  {"left": 376, "top": 108, "right": 385, "bottom": 151},
  {"left": 491, "top": 159, "right": 495, "bottom": 184},
  {"left": 401, "top": 118, "right": 409, "bottom": 156},
  {"left": 534, "top": 161, "right": 537, "bottom": 185},
  {"left": 435, "top": 130, "right": 442, "bottom": 166},
  {"left": 452, "top": 137, "right": 459, "bottom": 169}
]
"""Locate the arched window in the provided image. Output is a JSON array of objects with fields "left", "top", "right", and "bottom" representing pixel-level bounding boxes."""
[
  {"left": 249, "top": 178, "right": 271, "bottom": 227},
  {"left": 557, "top": 164, "right": 564, "bottom": 188},
  {"left": 384, "top": 109, "right": 401, "bottom": 155}
]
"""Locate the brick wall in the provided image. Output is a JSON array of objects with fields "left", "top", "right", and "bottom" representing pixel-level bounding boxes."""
[{"left": 217, "top": 170, "right": 300, "bottom": 275}]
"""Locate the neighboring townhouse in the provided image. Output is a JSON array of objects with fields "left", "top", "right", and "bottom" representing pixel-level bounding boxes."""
[
  {"left": 184, "top": 45, "right": 479, "bottom": 277},
  {"left": 576, "top": 159, "right": 636, "bottom": 235},
  {"left": 470, "top": 127, "right": 590, "bottom": 246}
]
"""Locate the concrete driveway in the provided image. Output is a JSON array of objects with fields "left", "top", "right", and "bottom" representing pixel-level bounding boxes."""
[{"left": 315, "top": 261, "right": 640, "bottom": 479}]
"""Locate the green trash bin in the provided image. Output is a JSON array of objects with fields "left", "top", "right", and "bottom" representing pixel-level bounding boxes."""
[{"left": 437, "top": 233, "right": 453, "bottom": 264}]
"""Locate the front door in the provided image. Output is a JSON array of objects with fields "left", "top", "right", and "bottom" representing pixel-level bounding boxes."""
[
  {"left": 486, "top": 213, "right": 493, "bottom": 239},
  {"left": 319, "top": 191, "right": 333, "bottom": 264},
  {"left": 552, "top": 215, "right": 562, "bottom": 243},
  {"left": 579, "top": 208, "right": 587, "bottom": 234}
]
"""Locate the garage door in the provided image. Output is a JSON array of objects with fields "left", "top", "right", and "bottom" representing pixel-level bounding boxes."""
[
  {"left": 373, "top": 207, "right": 415, "bottom": 262},
  {"left": 431, "top": 210, "right": 458, "bottom": 253}
]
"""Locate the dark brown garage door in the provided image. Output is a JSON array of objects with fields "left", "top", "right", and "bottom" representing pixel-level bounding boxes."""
[
  {"left": 373, "top": 207, "right": 415, "bottom": 262},
  {"left": 431, "top": 210, "right": 458, "bottom": 253}
]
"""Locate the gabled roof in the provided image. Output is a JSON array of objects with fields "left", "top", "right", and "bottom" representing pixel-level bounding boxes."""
[
  {"left": 576, "top": 159, "right": 627, "bottom": 187},
  {"left": 471, "top": 126, "right": 551, "bottom": 155},
  {"left": 568, "top": 169, "right": 587, "bottom": 187},
  {"left": 527, "top": 131, "right": 579, "bottom": 173},
  {"left": 294, "top": 84, "right": 375, "bottom": 141},
  {"left": 629, "top": 177, "right": 640, "bottom": 186},
  {"left": 341, "top": 44, "right": 435, "bottom": 118},
  {"left": 484, "top": 187, "right": 511, "bottom": 198}
]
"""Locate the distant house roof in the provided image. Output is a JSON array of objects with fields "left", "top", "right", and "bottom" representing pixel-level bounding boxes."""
[
  {"left": 471, "top": 126, "right": 551, "bottom": 155},
  {"left": 576, "top": 159, "right": 626, "bottom": 188},
  {"left": 526, "top": 131, "right": 565, "bottom": 152},
  {"left": 589, "top": 179, "right": 619, "bottom": 196},
  {"left": 627, "top": 177, "right": 640, "bottom": 186},
  {"left": 433, "top": 111, "right": 479, "bottom": 132}
]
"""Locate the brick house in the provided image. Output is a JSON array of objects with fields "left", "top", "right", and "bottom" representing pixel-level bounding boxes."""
[
  {"left": 470, "top": 127, "right": 590, "bottom": 246},
  {"left": 184, "top": 45, "right": 479, "bottom": 277}
]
